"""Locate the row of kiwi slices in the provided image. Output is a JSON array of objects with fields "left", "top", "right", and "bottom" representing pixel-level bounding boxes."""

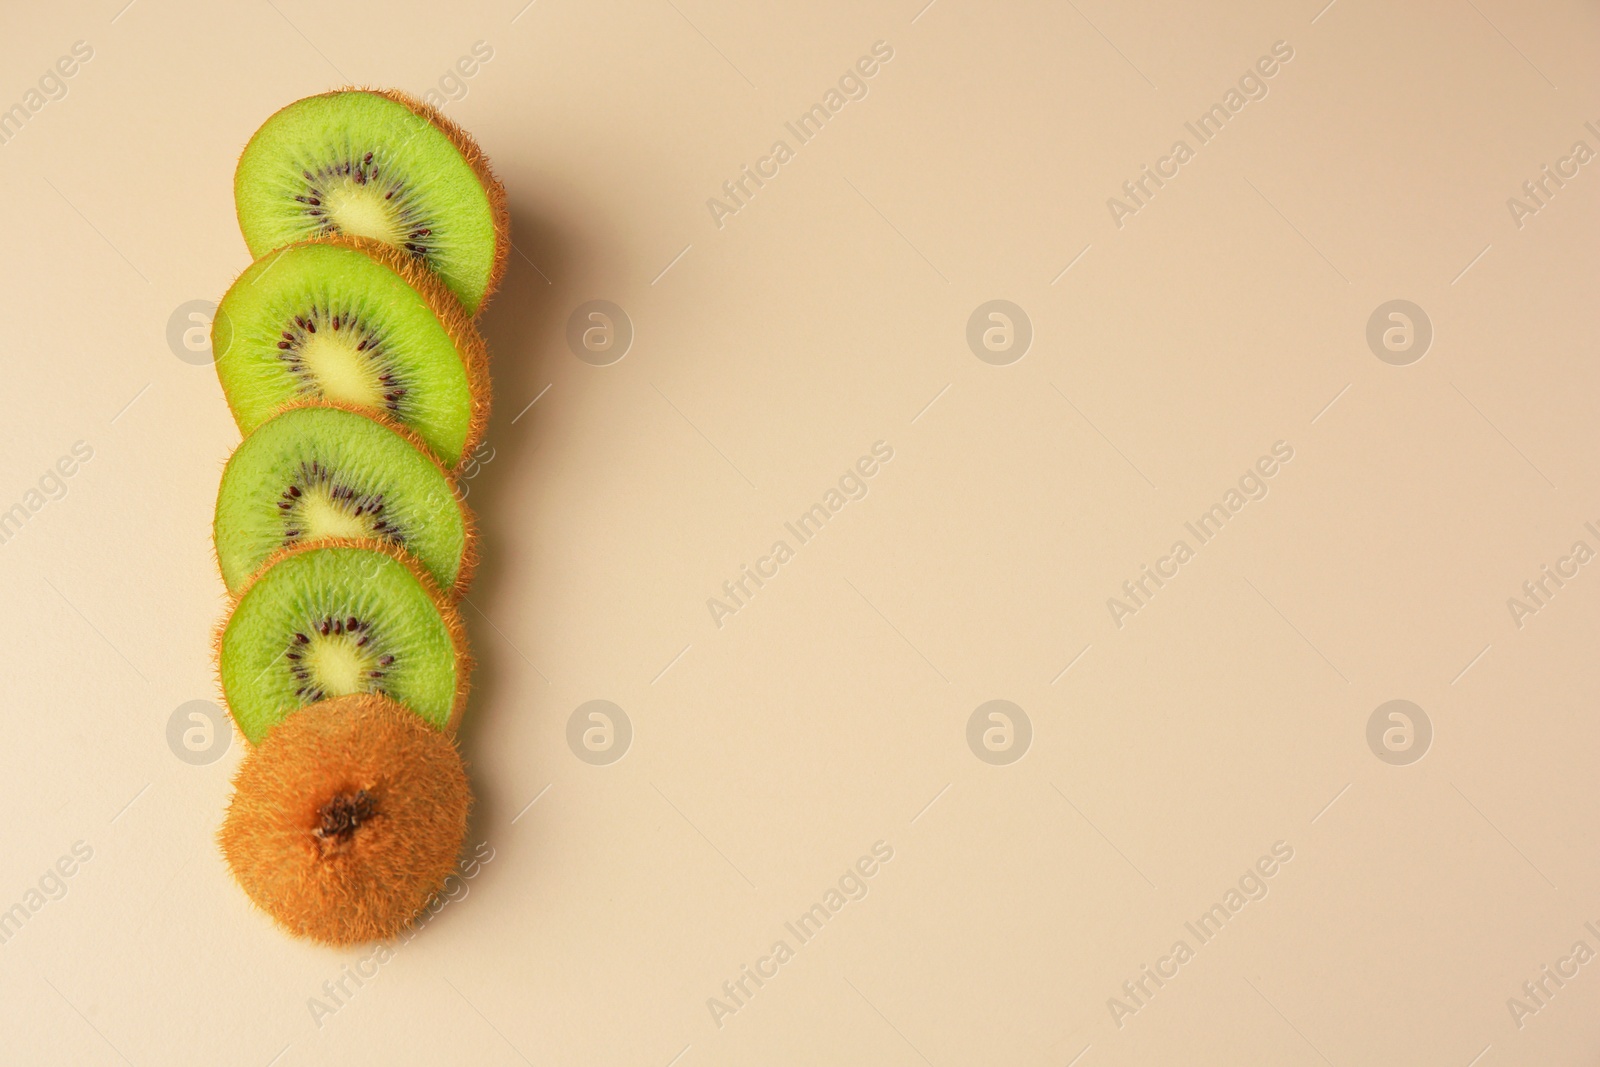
[{"left": 211, "top": 89, "right": 508, "bottom": 945}]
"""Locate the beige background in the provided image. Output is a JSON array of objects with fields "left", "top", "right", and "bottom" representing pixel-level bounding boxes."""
[{"left": 1, "top": 0, "right": 1597, "bottom": 1063}]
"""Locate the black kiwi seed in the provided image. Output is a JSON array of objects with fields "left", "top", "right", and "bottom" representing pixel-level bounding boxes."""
[
  {"left": 272, "top": 304, "right": 410, "bottom": 415},
  {"left": 283, "top": 614, "right": 396, "bottom": 702},
  {"left": 274, "top": 458, "right": 408, "bottom": 550},
  {"left": 296, "top": 153, "right": 436, "bottom": 263}
]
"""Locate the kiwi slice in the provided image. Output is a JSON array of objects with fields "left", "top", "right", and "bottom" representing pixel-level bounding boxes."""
[
  {"left": 214, "top": 236, "right": 488, "bottom": 468},
  {"left": 234, "top": 88, "right": 508, "bottom": 315},
  {"left": 218, "top": 542, "right": 470, "bottom": 745},
  {"left": 214, "top": 401, "right": 475, "bottom": 599},
  {"left": 220, "top": 692, "right": 471, "bottom": 945}
]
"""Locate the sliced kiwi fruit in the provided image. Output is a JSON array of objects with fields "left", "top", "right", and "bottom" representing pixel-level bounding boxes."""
[
  {"left": 220, "top": 692, "right": 471, "bottom": 945},
  {"left": 218, "top": 542, "right": 470, "bottom": 745},
  {"left": 214, "top": 401, "right": 475, "bottom": 599},
  {"left": 234, "top": 88, "right": 508, "bottom": 316},
  {"left": 213, "top": 236, "right": 488, "bottom": 469}
]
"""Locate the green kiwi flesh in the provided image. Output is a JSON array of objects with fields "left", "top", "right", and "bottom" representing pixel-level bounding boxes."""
[
  {"left": 234, "top": 90, "right": 503, "bottom": 315},
  {"left": 213, "top": 239, "right": 483, "bottom": 468},
  {"left": 219, "top": 544, "right": 467, "bottom": 745},
  {"left": 214, "top": 404, "right": 472, "bottom": 598}
]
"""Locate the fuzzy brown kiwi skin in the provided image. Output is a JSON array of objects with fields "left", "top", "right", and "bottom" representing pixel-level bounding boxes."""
[
  {"left": 233, "top": 87, "right": 510, "bottom": 316},
  {"left": 209, "top": 396, "right": 480, "bottom": 603},
  {"left": 212, "top": 538, "right": 475, "bottom": 746},
  {"left": 218, "top": 692, "right": 472, "bottom": 945}
]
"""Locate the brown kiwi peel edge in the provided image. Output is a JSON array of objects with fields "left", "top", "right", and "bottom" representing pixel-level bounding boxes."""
[
  {"left": 235, "top": 87, "right": 510, "bottom": 315},
  {"left": 213, "top": 230, "right": 492, "bottom": 473},
  {"left": 209, "top": 395, "right": 480, "bottom": 603},
  {"left": 211, "top": 537, "right": 475, "bottom": 748}
]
